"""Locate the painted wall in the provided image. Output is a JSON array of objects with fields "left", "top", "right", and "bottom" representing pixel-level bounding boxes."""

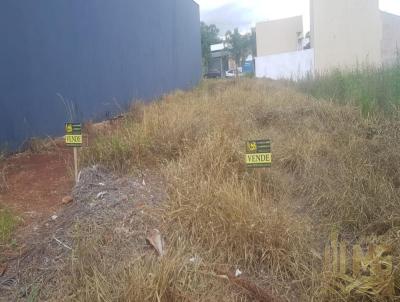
[
  {"left": 256, "top": 49, "right": 314, "bottom": 80},
  {"left": 256, "top": 16, "right": 303, "bottom": 57},
  {"left": 0, "top": 0, "right": 201, "bottom": 150},
  {"left": 381, "top": 11, "right": 400, "bottom": 65},
  {"left": 310, "top": 0, "right": 382, "bottom": 72}
]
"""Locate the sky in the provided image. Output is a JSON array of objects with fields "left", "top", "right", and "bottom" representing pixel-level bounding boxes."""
[{"left": 195, "top": 0, "right": 400, "bottom": 35}]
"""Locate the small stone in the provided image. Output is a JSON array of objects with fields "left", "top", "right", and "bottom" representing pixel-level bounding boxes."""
[
  {"left": 62, "top": 196, "right": 73, "bottom": 205},
  {"left": 51, "top": 215, "right": 58, "bottom": 221},
  {"left": 235, "top": 269, "right": 242, "bottom": 277},
  {"left": 96, "top": 191, "right": 107, "bottom": 199}
]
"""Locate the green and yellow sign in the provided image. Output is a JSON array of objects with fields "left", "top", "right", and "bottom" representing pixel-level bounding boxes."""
[
  {"left": 245, "top": 140, "right": 271, "bottom": 168},
  {"left": 65, "top": 123, "right": 82, "bottom": 147}
]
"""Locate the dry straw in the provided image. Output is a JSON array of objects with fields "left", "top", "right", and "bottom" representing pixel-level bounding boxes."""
[{"left": 74, "top": 79, "right": 400, "bottom": 301}]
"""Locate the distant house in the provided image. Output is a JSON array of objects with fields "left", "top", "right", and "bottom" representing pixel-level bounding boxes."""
[
  {"left": 381, "top": 11, "right": 400, "bottom": 65},
  {"left": 255, "top": 0, "right": 400, "bottom": 80},
  {"left": 256, "top": 16, "right": 313, "bottom": 80},
  {"left": 256, "top": 16, "right": 304, "bottom": 57},
  {"left": 208, "top": 43, "right": 254, "bottom": 77},
  {"left": 208, "top": 43, "right": 230, "bottom": 77}
]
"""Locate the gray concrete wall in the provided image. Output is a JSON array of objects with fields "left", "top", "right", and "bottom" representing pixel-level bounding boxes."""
[
  {"left": 256, "top": 16, "right": 303, "bottom": 57},
  {"left": 381, "top": 11, "right": 400, "bottom": 65},
  {"left": 0, "top": 0, "right": 201, "bottom": 150},
  {"left": 310, "top": 0, "right": 382, "bottom": 72}
]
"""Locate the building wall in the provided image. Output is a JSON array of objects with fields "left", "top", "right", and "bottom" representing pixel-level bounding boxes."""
[
  {"left": 0, "top": 0, "right": 201, "bottom": 150},
  {"left": 256, "top": 16, "right": 303, "bottom": 57},
  {"left": 256, "top": 49, "right": 314, "bottom": 80},
  {"left": 310, "top": 0, "right": 382, "bottom": 72},
  {"left": 381, "top": 11, "right": 400, "bottom": 65}
]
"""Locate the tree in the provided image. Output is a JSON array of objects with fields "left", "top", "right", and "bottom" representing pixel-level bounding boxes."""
[
  {"left": 225, "top": 28, "right": 252, "bottom": 74},
  {"left": 201, "top": 22, "right": 221, "bottom": 71},
  {"left": 248, "top": 27, "right": 257, "bottom": 58}
]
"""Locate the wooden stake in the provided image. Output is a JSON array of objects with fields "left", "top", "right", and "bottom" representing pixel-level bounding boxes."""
[{"left": 73, "top": 147, "right": 78, "bottom": 183}]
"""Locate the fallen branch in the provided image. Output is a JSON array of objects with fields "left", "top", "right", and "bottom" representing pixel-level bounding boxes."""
[{"left": 53, "top": 237, "right": 72, "bottom": 250}]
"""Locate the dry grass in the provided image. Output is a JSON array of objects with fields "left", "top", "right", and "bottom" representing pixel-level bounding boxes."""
[
  {"left": 0, "top": 165, "right": 8, "bottom": 193},
  {"left": 72, "top": 79, "right": 400, "bottom": 301},
  {"left": 21, "top": 137, "right": 59, "bottom": 154},
  {"left": 0, "top": 152, "right": 7, "bottom": 193}
]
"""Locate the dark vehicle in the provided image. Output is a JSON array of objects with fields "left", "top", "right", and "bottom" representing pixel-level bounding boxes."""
[{"left": 204, "top": 70, "right": 221, "bottom": 79}]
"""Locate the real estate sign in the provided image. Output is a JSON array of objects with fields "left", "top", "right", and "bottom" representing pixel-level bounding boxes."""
[
  {"left": 245, "top": 140, "right": 272, "bottom": 168},
  {"left": 65, "top": 123, "right": 82, "bottom": 147}
]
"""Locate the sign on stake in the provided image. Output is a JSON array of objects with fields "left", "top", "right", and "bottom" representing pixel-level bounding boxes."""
[{"left": 65, "top": 123, "right": 82, "bottom": 183}]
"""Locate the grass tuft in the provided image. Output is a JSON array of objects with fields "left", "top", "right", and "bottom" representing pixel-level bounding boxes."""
[{"left": 0, "top": 206, "right": 18, "bottom": 244}]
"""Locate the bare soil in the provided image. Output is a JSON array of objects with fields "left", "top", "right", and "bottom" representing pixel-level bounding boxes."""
[
  {"left": 0, "top": 162, "right": 164, "bottom": 301},
  {"left": 0, "top": 143, "right": 73, "bottom": 229},
  {"left": 0, "top": 123, "right": 164, "bottom": 300}
]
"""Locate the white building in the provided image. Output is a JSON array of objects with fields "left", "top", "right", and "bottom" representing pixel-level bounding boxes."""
[{"left": 256, "top": 0, "right": 400, "bottom": 80}]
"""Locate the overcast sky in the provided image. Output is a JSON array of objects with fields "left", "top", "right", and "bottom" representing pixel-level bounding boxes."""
[{"left": 195, "top": 0, "right": 400, "bottom": 35}]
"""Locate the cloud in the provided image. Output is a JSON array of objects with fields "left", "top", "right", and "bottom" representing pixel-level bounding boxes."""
[
  {"left": 201, "top": 3, "right": 255, "bottom": 34},
  {"left": 198, "top": 0, "right": 310, "bottom": 34},
  {"left": 197, "top": 0, "right": 400, "bottom": 35},
  {"left": 195, "top": 0, "right": 232, "bottom": 12},
  {"left": 380, "top": 0, "right": 400, "bottom": 15}
]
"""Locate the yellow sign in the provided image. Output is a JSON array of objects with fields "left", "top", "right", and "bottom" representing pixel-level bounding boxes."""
[
  {"left": 65, "top": 134, "right": 82, "bottom": 146},
  {"left": 246, "top": 140, "right": 271, "bottom": 168},
  {"left": 65, "top": 123, "right": 82, "bottom": 147},
  {"left": 245, "top": 153, "right": 272, "bottom": 165}
]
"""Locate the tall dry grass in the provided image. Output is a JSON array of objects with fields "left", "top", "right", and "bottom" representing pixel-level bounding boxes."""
[
  {"left": 74, "top": 79, "right": 400, "bottom": 301},
  {"left": 61, "top": 222, "right": 238, "bottom": 302}
]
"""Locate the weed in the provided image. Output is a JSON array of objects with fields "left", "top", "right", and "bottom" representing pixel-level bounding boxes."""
[
  {"left": 0, "top": 151, "right": 5, "bottom": 162},
  {"left": 0, "top": 165, "right": 7, "bottom": 193},
  {"left": 27, "top": 285, "right": 39, "bottom": 302},
  {"left": 0, "top": 206, "right": 18, "bottom": 244},
  {"left": 21, "top": 137, "right": 58, "bottom": 154}
]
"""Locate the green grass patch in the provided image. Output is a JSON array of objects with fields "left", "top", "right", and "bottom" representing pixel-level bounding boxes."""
[
  {"left": 298, "top": 63, "right": 400, "bottom": 115},
  {"left": 0, "top": 206, "right": 18, "bottom": 244}
]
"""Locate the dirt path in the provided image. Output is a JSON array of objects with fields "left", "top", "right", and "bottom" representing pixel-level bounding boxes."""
[
  {"left": 0, "top": 142, "right": 74, "bottom": 231},
  {"left": 0, "top": 162, "right": 164, "bottom": 301}
]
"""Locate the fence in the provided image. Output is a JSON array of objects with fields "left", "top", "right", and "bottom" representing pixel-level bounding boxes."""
[
  {"left": 0, "top": 0, "right": 201, "bottom": 150},
  {"left": 255, "top": 49, "right": 314, "bottom": 80}
]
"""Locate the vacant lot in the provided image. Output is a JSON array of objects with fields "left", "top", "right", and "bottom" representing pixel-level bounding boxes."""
[
  {"left": 79, "top": 79, "right": 400, "bottom": 301},
  {"left": 1, "top": 79, "right": 400, "bottom": 301}
]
